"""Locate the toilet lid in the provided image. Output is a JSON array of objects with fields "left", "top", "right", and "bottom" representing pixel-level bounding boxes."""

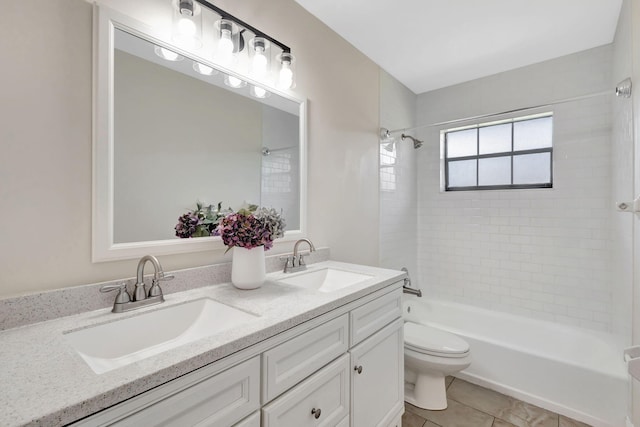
[{"left": 404, "top": 322, "right": 469, "bottom": 356}]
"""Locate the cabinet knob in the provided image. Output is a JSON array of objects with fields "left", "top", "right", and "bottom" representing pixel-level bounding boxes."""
[
  {"left": 354, "top": 365, "right": 363, "bottom": 374},
  {"left": 311, "top": 408, "right": 322, "bottom": 419}
]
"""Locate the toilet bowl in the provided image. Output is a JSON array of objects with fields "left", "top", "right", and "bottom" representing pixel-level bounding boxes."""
[{"left": 404, "top": 321, "right": 471, "bottom": 410}]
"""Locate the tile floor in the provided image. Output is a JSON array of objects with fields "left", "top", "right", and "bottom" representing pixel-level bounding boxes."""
[{"left": 402, "top": 377, "right": 592, "bottom": 427}]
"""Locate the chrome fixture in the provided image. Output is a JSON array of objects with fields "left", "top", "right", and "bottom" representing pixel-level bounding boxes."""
[
  {"left": 380, "top": 128, "right": 423, "bottom": 150},
  {"left": 379, "top": 127, "right": 396, "bottom": 152},
  {"left": 616, "top": 78, "right": 632, "bottom": 98},
  {"left": 261, "top": 146, "right": 292, "bottom": 156},
  {"left": 380, "top": 127, "right": 394, "bottom": 142},
  {"left": 401, "top": 133, "right": 423, "bottom": 149},
  {"left": 100, "top": 255, "right": 174, "bottom": 313},
  {"left": 401, "top": 267, "right": 422, "bottom": 297},
  {"left": 282, "top": 238, "right": 316, "bottom": 273}
]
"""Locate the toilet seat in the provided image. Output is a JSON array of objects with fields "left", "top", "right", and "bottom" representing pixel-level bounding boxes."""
[{"left": 404, "top": 322, "right": 469, "bottom": 358}]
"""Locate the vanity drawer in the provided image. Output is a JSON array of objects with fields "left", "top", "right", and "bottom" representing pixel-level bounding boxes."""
[
  {"left": 336, "top": 416, "right": 350, "bottom": 427},
  {"left": 350, "top": 287, "right": 402, "bottom": 346},
  {"left": 75, "top": 356, "right": 260, "bottom": 427},
  {"left": 233, "top": 411, "right": 260, "bottom": 427},
  {"left": 262, "top": 313, "right": 348, "bottom": 402},
  {"left": 262, "top": 354, "right": 350, "bottom": 427}
]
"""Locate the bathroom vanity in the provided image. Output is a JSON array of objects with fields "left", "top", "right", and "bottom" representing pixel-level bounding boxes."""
[{"left": 0, "top": 261, "right": 405, "bottom": 426}]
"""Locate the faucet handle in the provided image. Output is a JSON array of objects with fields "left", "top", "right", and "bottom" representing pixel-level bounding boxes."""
[
  {"left": 100, "top": 283, "right": 131, "bottom": 304},
  {"left": 298, "top": 252, "right": 310, "bottom": 266},
  {"left": 147, "top": 273, "right": 173, "bottom": 298}
]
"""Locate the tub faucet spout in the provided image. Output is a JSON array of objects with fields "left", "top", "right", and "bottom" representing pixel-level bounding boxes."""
[{"left": 401, "top": 267, "right": 422, "bottom": 297}]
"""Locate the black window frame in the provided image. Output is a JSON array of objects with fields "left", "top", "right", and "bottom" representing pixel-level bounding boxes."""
[{"left": 443, "top": 114, "right": 553, "bottom": 191}]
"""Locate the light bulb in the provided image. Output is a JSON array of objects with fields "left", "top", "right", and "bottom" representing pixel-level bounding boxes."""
[
  {"left": 216, "top": 23, "right": 235, "bottom": 66},
  {"left": 154, "top": 46, "right": 183, "bottom": 61},
  {"left": 219, "top": 30, "right": 234, "bottom": 54},
  {"left": 278, "top": 63, "right": 293, "bottom": 89},
  {"left": 252, "top": 86, "right": 267, "bottom": 98},
  {"left": 252, "top": 48, "right": 267, "bottom": 79},
  {"left": 193, "top": 62, "right": 215, "bottom": 76},
  {"left": 177, "top": 17, "right": 196, "bottom": 37},
  {"left": 225, "top": 75, "right": 245, "bottom": 88},
  {"left": 172, "top": 0, "right": 201, "bottom": 50}
]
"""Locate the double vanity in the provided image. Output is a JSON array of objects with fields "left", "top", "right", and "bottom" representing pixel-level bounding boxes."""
[
  {"left": 0, "top": 256, "right": 406, "bottom": 426},
  {"left": 0, "top": 4, "right": 407, "bottom": 425}
]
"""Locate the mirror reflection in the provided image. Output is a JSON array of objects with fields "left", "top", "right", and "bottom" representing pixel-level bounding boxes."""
[{"left": 112, "top": 29, "right": 301, "bottom": 244}]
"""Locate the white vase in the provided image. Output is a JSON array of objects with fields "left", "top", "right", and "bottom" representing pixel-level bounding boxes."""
[{"left": 231, "top": 246, "right": 266, "bottom": 290}]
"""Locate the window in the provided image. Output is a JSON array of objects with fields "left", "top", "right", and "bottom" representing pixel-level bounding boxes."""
[{"left": 443, "top": 113, "right": 553, "bottom": 191}]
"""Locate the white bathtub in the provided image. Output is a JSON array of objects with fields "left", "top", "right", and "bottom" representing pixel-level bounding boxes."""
[{"left": 404, "top": 298, "right": 628, "bottom": 427}]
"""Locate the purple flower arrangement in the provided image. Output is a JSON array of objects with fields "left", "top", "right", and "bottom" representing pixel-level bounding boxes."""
[
  {"left": 175, "top": 202, "right": 230, "bottom": 238},
  {"left": 218, "top": 207, "right": 286, "bottom": 252}
]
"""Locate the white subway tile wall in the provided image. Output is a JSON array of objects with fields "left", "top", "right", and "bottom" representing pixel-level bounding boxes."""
[
  {"left": 261, "top": 148, "right": 300, "bottom": 230},
  {"left": 414, "top": 45, "right": 616, "bottom": 332},
  {"left": 610, "top": 0, "right": 634, "bottom": 346}
]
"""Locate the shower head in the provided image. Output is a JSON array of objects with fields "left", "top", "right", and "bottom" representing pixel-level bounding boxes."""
[
  {"left": 380, "top": 127, "right": 394, "bottom": 142},
  {"left": 401, "top": 134, "right": 423, "bottom": 149}
]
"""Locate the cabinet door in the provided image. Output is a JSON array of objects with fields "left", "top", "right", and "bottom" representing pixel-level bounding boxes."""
[
  {"left": 262, "top": 354, "right": 350, "bottom": 427},
  {"left": 351, "top": 318, "right": 404, "bottom": 427}
]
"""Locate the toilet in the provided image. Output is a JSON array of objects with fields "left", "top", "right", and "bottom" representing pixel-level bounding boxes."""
[{"left": 404, "top": 321, "right": 471, "bottom": 410}]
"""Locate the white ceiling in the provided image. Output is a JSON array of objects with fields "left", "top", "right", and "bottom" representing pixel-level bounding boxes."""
[{"left": 294, "top": 0, "right": 623, "bottom": 94}]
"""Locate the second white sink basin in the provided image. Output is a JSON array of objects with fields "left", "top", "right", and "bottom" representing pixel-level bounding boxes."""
[
  {"left": 278, "top": 268, "right": 373, "bottom": 292},
  {"left": 65, "top": 298, "right": 258, "bottom": 374}
]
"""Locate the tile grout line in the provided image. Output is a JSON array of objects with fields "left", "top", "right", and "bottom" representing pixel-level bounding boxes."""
[{"left": 445, "top": 380, "right": 562, "bottom": 427}]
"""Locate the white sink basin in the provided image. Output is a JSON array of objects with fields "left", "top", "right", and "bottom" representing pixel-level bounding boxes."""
[
  {"left": 278, "top": 268, "right": 373, "bottom": 292},
  {"left": 65, "top": 298, "right": 258, "bottom": 374}
]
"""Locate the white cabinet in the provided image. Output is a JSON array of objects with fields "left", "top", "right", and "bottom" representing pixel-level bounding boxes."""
[
  {"left": 350, "top": 289, "right": 402, "bottom": 346},
  {"left": 350, "top": 318, "right": 404, "bottom": 427},
  {"left": 233, "top": 411, "right": 260, "bottom": 427},
  {"left": 73, "top": 356, "right": 260, "bottom": 427},
  {"left": 262, "top": 314, "right": 349, "bottom": 402},
  {"left": 262, "top": 354, "right": 350, "bottom": 426},
  {"left": 72, "top": 285, "right": 404, "bottom": 427}
]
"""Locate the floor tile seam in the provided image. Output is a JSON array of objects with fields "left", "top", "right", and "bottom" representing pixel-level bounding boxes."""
[
  {"left": 448, "top": 390, "right": 558, "bottom": 427},
  {"left": 448, "top": 396, "right": 503, "bottom": 421}
]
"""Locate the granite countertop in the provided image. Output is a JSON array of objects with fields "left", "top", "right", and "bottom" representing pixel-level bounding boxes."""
[{"left": 0, "top": 260, "right": 405, "bottom": 426}]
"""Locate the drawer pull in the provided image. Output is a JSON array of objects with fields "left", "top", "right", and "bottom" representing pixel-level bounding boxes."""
[
  {"left": 354, "top": 365, "right": 363, "bottom": 374},
  {"left": 311, "top": 408, "right": 322, "bottom": 419}
]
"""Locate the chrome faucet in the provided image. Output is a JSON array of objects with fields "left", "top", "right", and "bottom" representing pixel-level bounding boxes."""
[
  {"left": 134, "top": 255, "right": 166, "bottom": 301},
  {"left": 282, "top": 238, "right": 316, "bottom": 273},
  {"left": 401, "top": 267, "right": 422, "bottom": 297},
  {"left": 100, "top": 255, "right": 174, "bottom": 313}
]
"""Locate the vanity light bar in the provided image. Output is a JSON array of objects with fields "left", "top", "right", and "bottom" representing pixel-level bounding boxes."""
[{"left": 192, "top": 0, "right": 291, "bottom": 54}]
